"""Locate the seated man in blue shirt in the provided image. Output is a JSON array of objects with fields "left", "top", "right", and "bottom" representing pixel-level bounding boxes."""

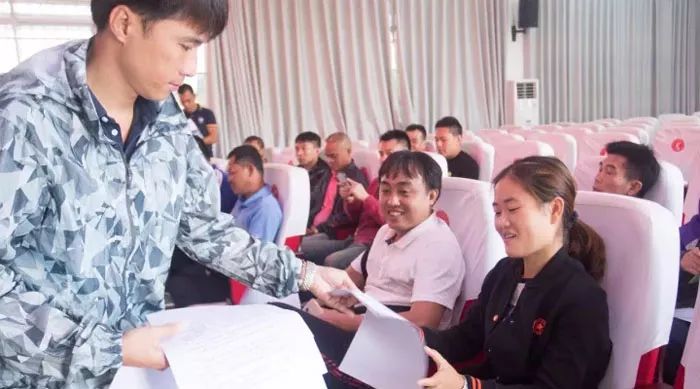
[{"left": 228, "top": 145, "right": 283, "bottom": 243}]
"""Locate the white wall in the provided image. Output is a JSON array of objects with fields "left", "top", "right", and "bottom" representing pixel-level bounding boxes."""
[{"left": 504, "top": 0, "right": 525, "bottom": 81}]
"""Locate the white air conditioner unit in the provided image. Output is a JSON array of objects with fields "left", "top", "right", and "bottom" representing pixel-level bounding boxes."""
[{"left": 505, "top": 79, "right": 540, "bottom": 126}]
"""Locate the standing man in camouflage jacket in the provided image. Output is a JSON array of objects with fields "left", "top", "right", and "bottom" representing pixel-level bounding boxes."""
[{"left": 0, "top": 1, "right": 355, "bottom": 387}]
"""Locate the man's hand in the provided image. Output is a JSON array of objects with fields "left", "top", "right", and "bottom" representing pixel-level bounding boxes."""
[
  {"left": 309, "top": 266, "right": 359, "bottom": 313},
  {"left": 681, "top": 247, "right": 700, "bottom": 275},
  {"left": 338, "top": 181, "right": 354, "bottom": 202},
  {"left": 122, "top": 323, "right": 182, "bottom": 370},
  {"left": 346, "top": 178, "right": 369, "bottom": 203},
  {"left": 306, "top": 226, "right": 318, "bottom": 235}
]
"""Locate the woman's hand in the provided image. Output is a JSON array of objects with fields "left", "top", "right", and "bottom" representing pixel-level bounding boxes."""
[{"left": 417, "top": 346, "right": 466, "bottom": 389}]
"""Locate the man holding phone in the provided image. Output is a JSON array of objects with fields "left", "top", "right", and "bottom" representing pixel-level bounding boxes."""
[
  {"left": 302, "top": 133, "right": 367, "bottom": 262},
  {"left": 302, "top": 130, "right": 411, "bottom": 269}
]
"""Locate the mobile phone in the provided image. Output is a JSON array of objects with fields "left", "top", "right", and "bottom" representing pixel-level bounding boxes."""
[{"left": 337, "top": 172, "right": 347, "bottom": 183}]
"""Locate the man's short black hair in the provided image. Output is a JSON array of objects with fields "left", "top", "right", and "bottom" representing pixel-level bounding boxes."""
[
  {"left": 404, "top": 124, "right": 427, "bottom": 140},
  {"left": 244, "top": 135, "right": 265, "bottom": 150},
  {"left": 380, "top": 129, "right": 412, "bottom": 151},
  {"left": 295, "top": 131, "right": 322, "bottom": 148},
  {"left": 227, "top": 145, "right": 264, "bottom": 175},
  {"left": 91, "top": 0, "right": 229, "bottom": 39},
  {"left": 177, "top": 83, "right": 194, "bottom": 95},
  {"left": 606, "top": 141, "right": 661, "bottom": 198},
  {"left": 434, "top": 116, "right": 463, "bottom": 136},
  {"left": 378, "top": 151, "right": 442, "bottom": 199}
]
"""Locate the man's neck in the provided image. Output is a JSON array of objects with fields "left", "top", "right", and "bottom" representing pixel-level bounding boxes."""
[
  {"left": 241, "top": 183, "right": 265, "bottom": 199},
  {"left": 86, "top": 35, "right": 138, "bottom": 136}
]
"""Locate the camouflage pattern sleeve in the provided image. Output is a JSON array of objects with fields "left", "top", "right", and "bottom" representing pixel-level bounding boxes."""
[
  {"left": 175, "top": 135, "right": 303, "bottom": 298},
  {"left": 0, "top": 102, "right": 122, "bottom": 388}
]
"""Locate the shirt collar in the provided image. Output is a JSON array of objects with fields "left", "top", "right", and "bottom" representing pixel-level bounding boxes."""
[
  {"left": 386, "top": 213, "right": 441, "bottom": 249},
  {"left": 238, "top": 184, "right": 273, "bottom": 207}
]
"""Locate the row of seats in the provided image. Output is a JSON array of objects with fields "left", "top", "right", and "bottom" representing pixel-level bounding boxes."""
[{"left": 222, "top": 161, "right": 683, "bottom": 388}]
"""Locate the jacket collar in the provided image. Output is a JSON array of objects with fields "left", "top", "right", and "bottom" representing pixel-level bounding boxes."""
[{"left": 509, "top": 247, "right": 579, "bottom": 288}]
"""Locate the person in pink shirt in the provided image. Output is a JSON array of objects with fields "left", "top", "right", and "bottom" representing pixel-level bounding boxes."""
[{"left": 302, "top": 130, "right": 410, "bottom": 268}]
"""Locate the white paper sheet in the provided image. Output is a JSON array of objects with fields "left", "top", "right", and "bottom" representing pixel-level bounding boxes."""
[
  {"left": 335, "top": 289, "right": 427, "bottom": 389},
  {"left": 675, "top": 307, "right": 695, "bottom": 323},
  {"left": 113, "top": 304, "right": 327, "bottom": 389},
  {"left": 111, "top": 366, "right": 177, "bottom": 389}
]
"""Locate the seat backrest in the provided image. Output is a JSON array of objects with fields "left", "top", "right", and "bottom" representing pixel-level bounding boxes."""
[
  {"left": 462, "top": 140, "right": 495, "bottom": 182},
  {"left": 478, "top": 131, "right": 525, "bottom": 145},
  {"left": 263, "top": 163, "right": 310, "bottom": 246},
  {"left": 491, "top": 140, "right": 555, "bottom": 179},
  {"left": 592, "top": 118, "right": 622, "bottom": 127},
  {"left": 581, "top": 122, "right": 605, "bottom": 132},
  {"left": 352, "top": 140, "right": 369, "bottom": 150},
  {"left": 268, "top": 147, "right": 296, "bottom": 165},
  {"left": 684, "top": 152, "right": 700, "bottom": 222},
  {"left": 606, "top": 127, "right": 650, "bottom": 145},
  {"left": 352, "top": 149, "right": 381, "bottom": 183},
  {"left": 574, "top": 155, "right": 603, "bottom": 192},
  {"left": 500, "top": 125, "right": 527, "bottom": 132},
  {"left": 577, "top": 132, "right": 640, "bottom": 162},
  {"left": 659, "top": 113, "right": 696, "bottom": 122},
  {"left": 532, "top": 124, "right": 562, "bottom": 131},
  {"left": 644, "top": 161, "right": 685, "bottom": 225},
  {"left": 422, "top": 151, "right": 449, "bottom": 177},
  {"left": 524, "top": 132, "right": 578, "bottom": 172},
  {"left": 434, "top": 177, "right": 506, "bottom": 325},
  {"left": 576, "top": 191, "right": 679, "bottom": 389},
  {"left": 653, "top": 127, "right": 700, "bottom": 181}
]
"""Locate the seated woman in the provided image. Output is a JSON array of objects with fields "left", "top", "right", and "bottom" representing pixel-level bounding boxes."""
[{"left": 419, "top": 156, "right": 612, "bottom": 389}]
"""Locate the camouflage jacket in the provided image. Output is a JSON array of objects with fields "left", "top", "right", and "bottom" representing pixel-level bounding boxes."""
[{"left": 0, "top": 40, "right": 301, "bottom": 388}]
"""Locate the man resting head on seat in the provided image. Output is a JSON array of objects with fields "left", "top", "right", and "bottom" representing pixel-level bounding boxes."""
[
  {"left": 243, "top": 135, "right": 266, "bottom": 161},
  {"left": 405, "top": 123, "right": 428, "bottom": 152},
  {"left": 593, "top": 140, "right": 660, "bottom": 197},
  {"left": 309, "top": 151, "right": 465, "bottom": 331},
  {"left": 227, "top": 145, "right": 282, "bottom": 243}
]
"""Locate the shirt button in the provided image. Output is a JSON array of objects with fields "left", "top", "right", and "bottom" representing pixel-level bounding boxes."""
[
  {"left": 101, "top": 116, "right": 109, "bottom": 123},
  {"left": 111, "top": 129, "right": 119, "bottom": 137},
  {"left": 487, "top": 347, "right": 492, "bottom": 353}
]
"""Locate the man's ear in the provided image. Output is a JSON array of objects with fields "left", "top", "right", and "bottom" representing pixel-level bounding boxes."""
[
  {"left": 107, "top": 5, "right": 140, "bottom": 44},
  {"left": 627, "top": 180, "right": 643, "bottom": 197}
]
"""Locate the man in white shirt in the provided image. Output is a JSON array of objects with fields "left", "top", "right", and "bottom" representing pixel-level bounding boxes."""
[{"left": 312, "top": 151, "right": 465, "bottom": 330}]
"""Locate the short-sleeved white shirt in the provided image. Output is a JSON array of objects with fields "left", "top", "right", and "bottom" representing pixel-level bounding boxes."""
[{"left": 350, "top": 213, "right": 465, "bottom": 329}]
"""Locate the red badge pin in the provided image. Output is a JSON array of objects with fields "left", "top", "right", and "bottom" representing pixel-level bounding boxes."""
[
  {"left": 672, "top": 138, "right": 685, "bottom": 152},
  {"left": 599, "top": 147, "right": 607, "bottom": 156},
  {"left": 533, "top": 318, "right": 547, "bottom": 336}
]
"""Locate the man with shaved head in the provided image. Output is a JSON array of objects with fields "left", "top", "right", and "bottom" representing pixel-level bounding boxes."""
[{"left": 302, "top": 132, "right": 368, "bottom": 263}]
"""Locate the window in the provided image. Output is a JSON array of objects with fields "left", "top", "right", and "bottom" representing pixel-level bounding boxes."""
[
  {"left": 0, "top": 0, "right": 93, "bottom": 73},
  {"left": 0, "top": 0, "right": 208, "bottom": 102}
]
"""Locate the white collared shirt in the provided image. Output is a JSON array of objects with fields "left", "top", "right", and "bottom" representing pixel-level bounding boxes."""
[{"left": 350, "top": 213, "right": 465, "bottom": 329}]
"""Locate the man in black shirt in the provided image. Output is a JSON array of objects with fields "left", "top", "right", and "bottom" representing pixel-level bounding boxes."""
[
  {"left": 178, "top": 83, "right": 218, "bottom": 159},
  {"left": 295, "top": 131, "right": 331, "bottom": 227},
  {"left": 434, "top": 116, "right": 479, "bottom": 179}
]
